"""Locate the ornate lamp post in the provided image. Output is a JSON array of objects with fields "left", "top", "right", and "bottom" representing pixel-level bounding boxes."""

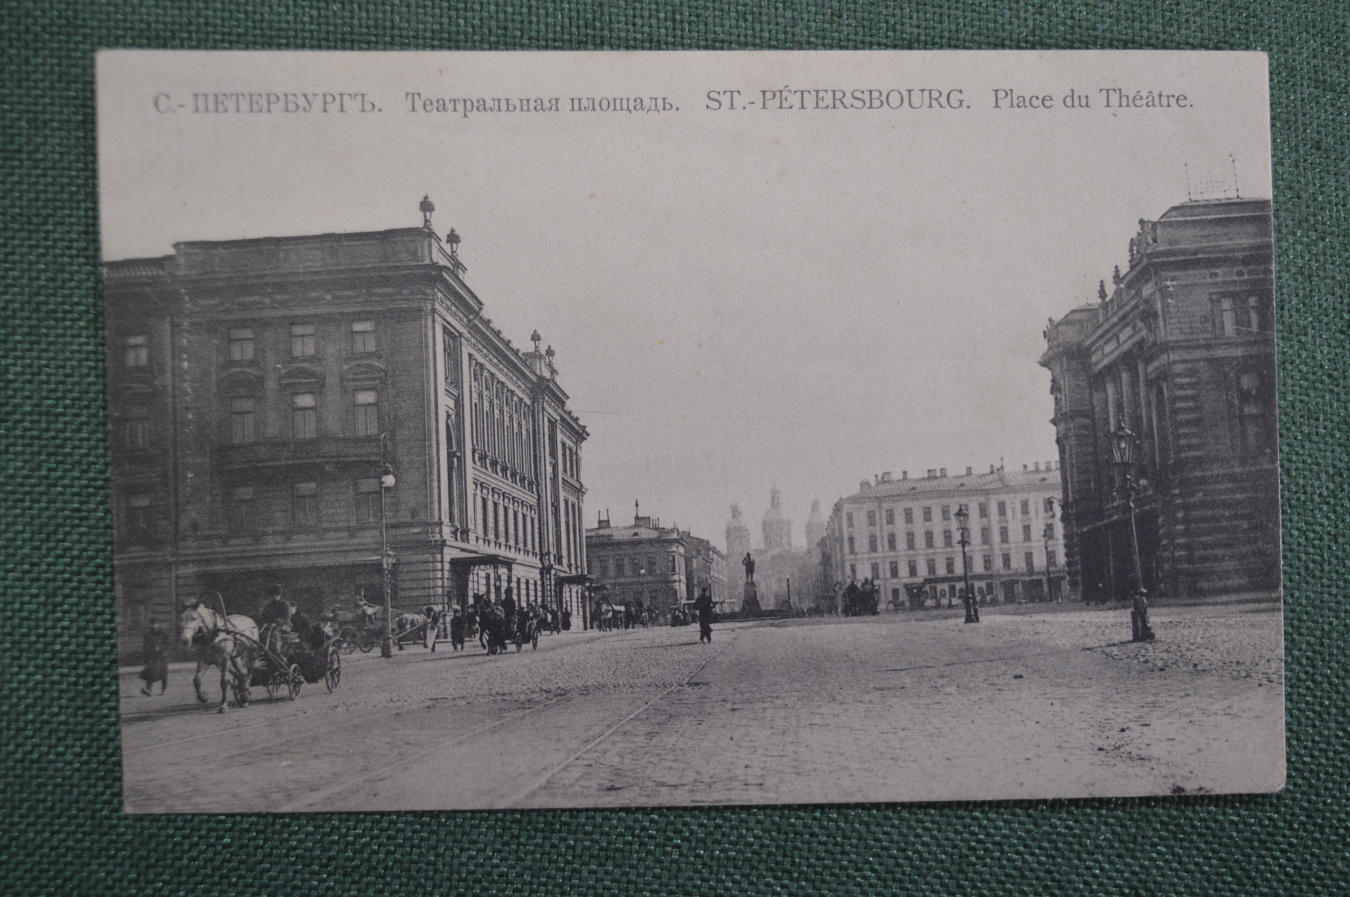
[
  {"left": 1111, "top": 426, "right": 1154, "bottom": 641},
  {"left": 1044, "top": 497, "right": 1056, "bottom": 602},
  {"left": 379, "top": 432, "right": 397, "bottom": 658},
  {"left": 955, "top": 504, "right": 978, "bottom": 624}
]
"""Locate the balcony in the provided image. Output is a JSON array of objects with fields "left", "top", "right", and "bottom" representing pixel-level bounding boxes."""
[{"left": 215, "top": 435, "right": 384, "bottom": 471}]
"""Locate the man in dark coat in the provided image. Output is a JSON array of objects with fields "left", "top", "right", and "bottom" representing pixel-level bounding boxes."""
[
  {"left": 138, "top": 618, "right": 170, "bottom": 695},
  {"left": 693, "top": 587, "right": 715, "bottom": 644}
]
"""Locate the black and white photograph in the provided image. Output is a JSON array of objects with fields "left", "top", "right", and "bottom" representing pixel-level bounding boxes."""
[{"left": 99, "top": 50, "right": 1283, "bottom": 813}]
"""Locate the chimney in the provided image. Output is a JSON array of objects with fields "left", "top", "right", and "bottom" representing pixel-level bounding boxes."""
[
  {"left": 990, "top": 465, "right": 996, "bottom": 474},
  {"left": 1023, "top": 464, "right": 1028, "bottom": 471},
  {"left": 1034, "top": 462, "right": 1040, "bottom": 471},
  {"left": 860, "top": 480, "right": 870, "bottom": 492},
  {"left": 940, "top": 468, "right": 947, "bottom": 478},
  {"left": 927, "top": 469, "right": 936, "bottom": 478},
  {"left": 966, "top": 466, "right": 972, "bottom": 476},
  {"left": 881, "top": 471, "right": 893, "bottom": 482},
  {"left": 874, "top": 474, "right": 880, "bottom": 486},
  {"left": 902, "top": 471, "right": 908, "bottom": 480}
]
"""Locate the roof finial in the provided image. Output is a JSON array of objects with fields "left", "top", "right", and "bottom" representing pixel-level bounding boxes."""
[
  {"left": 420, "top": 195, "right": 435, "bottom": 230},
  {"left": 530, "top": 330, "right": 542, "bottom": 352}
]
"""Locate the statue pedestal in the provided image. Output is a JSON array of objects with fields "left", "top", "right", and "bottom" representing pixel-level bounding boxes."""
[{"left": 741, "top": 582, "right": 762, "bottom": 616}]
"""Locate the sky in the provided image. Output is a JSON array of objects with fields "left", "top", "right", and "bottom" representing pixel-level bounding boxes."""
[{"left": 99, "top": 51, "right": 1273, "bottom": 550}]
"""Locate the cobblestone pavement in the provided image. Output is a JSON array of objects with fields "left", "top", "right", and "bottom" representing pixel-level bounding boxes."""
[{"left": 118, "top": 604, "right": 1284, "bottom": 812}]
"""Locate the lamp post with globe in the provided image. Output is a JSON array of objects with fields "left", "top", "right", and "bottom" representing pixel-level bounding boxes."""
[
  {"left": 379, "top": 432, "right": 397, "bottom": 658},
  {"left": 954, "top": 504, "right": 978, "bottom": 624},
  {"left": 1111, "top": 426, "right": 1154, "bottom": 642}
]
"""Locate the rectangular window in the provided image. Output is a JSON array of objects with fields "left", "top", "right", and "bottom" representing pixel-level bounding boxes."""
[
  {"left": 125, "top": 334, "right": 149, "bottom": 368},
  {"left": 229, "top": 328, "right": 255, "bottom": 362},
  {"left": 943, "top": 530, "right": 953, "bottom": 548},
  {"left": 906, "top": 532, "right": 916, "bottom": 551},
  {"left": 980, "top": 527, "right": 990, "bottom": 545},
  {"left": 1021, "top": 499, "right": 1030, "bottom": 517},
  {"left": 846, "top": 512, "right": 854, "bottom": 528},
  {"left": 997, "top": 501, "right": 1007, "bottom": 518},
  {"left": 848, "top": 535, "right": 856, "bottom": 554},
  {"left": 1043, "top": 498, "right": 1055, "bottom": 515},
  {"left": 292, "top": 393, "right": 317, "bottom": 440},
  {"left": 293, "top": 482, "right": 318, "bottom": 529},
  {"left": 999, "top": 526, "right": 1009, "bottom": 544},
  {"left": 481, "top": 496, "right": 489, "bottom": 535},
  {"left": 229, "top": 486, "right": 255, "bottom": 532},
  {"left": 230, "top": 398, "right": 256, "bottom": 444},
  {"left": 669, "top": 553, "right": 677, "bottom": 573},
  {"left": 125, "top": 407, "right": 150, "bottom": 450},
  {"left": 889, "top": 561, "right": 899, "bottom": 578},
  {"left": 866, "top": 510, "right": 876, "bottom": 526},
  {"left": 492, "top": 501, "right": 500, "bottom": 540},
  {"left": 868, "top": 534, "right": 878, "bottom": 553},
  {"left": 598, "top": 558, "right": 609, "bottom": 577},
  {"left": 354, "top": 389, "right": 379, "bottom": 436},
  {"left": 924, "top": 531, "right": 934, "bottom": 549},
  {"left": 291, "top": 323, "right": 316, "bottom": 357},
  {"left": 887, "top": 532, "right": 897, "bottom": 551},
  {"left": 351, "top": 320, "right": 376, "bottom": 354},
  {"left": 1046, "top": 549, "right": 1057, "bottom": 568},
  {"left": 941, "top": 505, "right": 951, "bottom": 521},
  {"left": 849, "top": 564, "right": 857, "bottom": 580},
  {"left": 355, "top": 478, "right": 381, "bottom": 524},
  {"left": 614, "top": 557, "right": 625, "bottom": 576},
  {"left": 1023, "top": 524, "right": 1033, "bottom": 542},
  {"left": 978, "top": 502, "right": 988, "bottom": 519},
  {"left": 982, "top": 555, "right": 993, "bottom": 572},
  {"left": 908, "top": 560, "right": 918, "bottom": 578},
  {"left": 926, "top": 558, "right": 937, "bottom": 576},
  {"left": 870, "top": 562, "right": 880, "bottom": 580},
  {"left": 1002, "top": 553, "right": 1012, "bottom": 571},
  {"left": 945, "top": 557, "right": 955, "bottom": 575},
  {"left": 126, "top": 494, "right": 152, "bottom": 538},
  {"left": 904, "top": 508, "right": 913, "bottom": 525},
  {"left": 1025, "top": 552, "right": 1035, "bottom": 572},
  {"left": 922, "top": 507, "right": 932, "bottom": 523},
  {"left": 885, "top": 509, "right": 894, "bottom": 526}
]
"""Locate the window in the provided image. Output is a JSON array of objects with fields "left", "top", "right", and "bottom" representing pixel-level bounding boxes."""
[
  {"left": 924, "top": 531, "right": 934, "bottom": 549},
  {"left": 1044, "top": 523, "right": 1055, "bottom": 540},
  {"left": 355, "top": 478, "right": 381, "bottom": 524},
  {"left": 887, "top": 532, "right": 897, "bottom": 551},
  {"left": 1238, "top": 371, "right": 1271, "bottom": 458},
  {"left": 229, "top": 328, "right": 255, "bottom": 362},
  {"left": 1021, "top": 499, "right": 1030, "bottom": 516},
  {"left": 999, "top": 526, "right": 1009, "bottom": 544},
  {"left": 354, "top": 390, "right": 379, "bottom": 436},
  {"left": 889, "top": 561, "right": 899, "bottom": 578},
  {"left": 229, "top": 486, "right": 255, "bottom": 532},
  {"left": 126, "top": 494, "right": 151, "bottom": 538},
  {"left": 945, "top": 557, "right": 955, "bottom": 575},
  {"left": 1046, "top": 550, "right": 1057, "bottom": 568},
  {"left": 849, "top": 564, "right": 857, "bottom": 580},
  {"left": 982, "top": 555, "right": 993, "bottom": 572},
  {"left": 1025, "top": 552, "right": 1035, "bottom": 572},
  {"left": 351, "top": 320, "right": 376, "bottom": 354},
  {"left": 1023, "top": 524, "right": 1033, "bottom": 542},
  {"left": 980, "top": 526, "right": 990, "bottom": 545},
  {"left": 978, "top": 502, "right": 988, "bottom": 519},
  {"left": 943, "top": 530, "right": 953, "bottom": 548},
  {"left": 492, "top": 501, "right": 500, "bottom": 540},
  {"left": 846, "top": 512, "right": 854, "bottom": 528},
  {"left": 230, "top": 398, "right": 256, "bottom": 444},
  {"left": 926, "top": 558, "right": 937, "bottom": 576},
  {"left": 848, "top": 535, "right": 856, "bottom": 554},
  {"left": 291, "top": 323, "right": 316, "bottom": 357},
  {"left": 866, "top": 510, "right": 876, "bottom": 526},
  {"left": 908, "top": 560, "right": 918, "bottom": 578},
  {"left": 1043, "top": 498, "right": 1055, "bottom": 515},
  {"left": 1002, "top": 553, "right": 1012, "bottom": 571},
  {"left": 903, "top": 508, "right": 913, "bottom": 525},
  {"left": 125, "top": 334, "right": 149, "bottom": 368},
  {"left": 868, "top": 534, "right": 878, "bottom": 553},
  {"left": 645, "top": 556, "right": 655, "bottom": 574},
  {"left": 997, "top": 501, "right": 1007, "bottom": 518},
  {"left": 293, "top": 482, "right": 318, "bottom": 529},
  {"left": 941, "top": 505, "right": 951, "bottom": 521},
  {"left": 292, "top": 393, "right": 317, "bottom": 439},
  {"left": 922, "top": 507, "right": 932, "bottom": 523},
  {"left": 125, "top": 407, "right": 150, "bottom": 450},
  {"left": 885, "top": 509, "right": 894, "bottom": 525},
  {"left": 598, "top": 558, "right": 609, "bottom": 577},
  {"left": 614, "top": 558, "right": 625, "bottom": 576},
  {"left": 906, "top": 532, "right": 916, "bottom": 551},
  {"left": 870, "top": 562, "right": 880, "bottom": 580},
  {"left": 669, "top": 553, "right": 678, "bottom": 573}
]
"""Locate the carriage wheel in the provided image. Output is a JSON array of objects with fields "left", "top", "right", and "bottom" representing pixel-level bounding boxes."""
[
  {"left": 338, "top": 627, "right": 358, "bottom": 655},
  {"left": 358, "top": 632, "right": 376, "bottom": 653},
  {"left": 265, "top": 673, "right": 282, "bottom": 700},
  {"left": 287, "top": 664, "right": 304, "bottom": 700},
  {"left": 325, "top": 649, "right": 341, "bottom": 692}
]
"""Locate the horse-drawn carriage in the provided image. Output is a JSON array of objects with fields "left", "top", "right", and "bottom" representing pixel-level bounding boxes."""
[
  {"left": 181, "top": 592, "right": 342, "bottom": 712},
  {"left": 324, "top": 599, "right": 432, "bottom": 653}
]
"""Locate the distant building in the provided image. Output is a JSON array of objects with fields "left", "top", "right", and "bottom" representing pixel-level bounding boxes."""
[
  {"left": 586, "top": 507, "right": 729, "bottom": 621},
  {"left": 826, "top": 467, "right": 1065, "bottom": 609},
  {"left": 727, "top": 487, "right": 827, "bottom": 612},
  {"left": 1040, "top": 197, "right": 1279, "bottom": 601},
  {"left": 104, "top": 198, "right": 588, "bottom": 659}
]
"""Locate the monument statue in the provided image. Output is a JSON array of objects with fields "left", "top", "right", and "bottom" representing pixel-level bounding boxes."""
[{"left": 742, "top": 552, "right": 756, "bottom": 583}]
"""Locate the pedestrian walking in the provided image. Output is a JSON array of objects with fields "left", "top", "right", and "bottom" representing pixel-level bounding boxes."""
[
  {"left": 693, "top": 586, "right": 715, "bottom": 644},
  {"left": 138, "top": 618, "right": 170, "bottom": 695}
]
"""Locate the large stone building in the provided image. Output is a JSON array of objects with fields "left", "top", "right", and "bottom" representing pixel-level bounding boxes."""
[
  {"left": 105, "top": 198, "right": 588, "bottom": 659},
  {"left": 585, "top": 507, "right": 729, "bottom": 620},
  {"left": 1040, "top": 197, "right": 1279, "bottom": 602},
  {"left": 825, "top": 466, "right": 1065, "bottom": 609}
]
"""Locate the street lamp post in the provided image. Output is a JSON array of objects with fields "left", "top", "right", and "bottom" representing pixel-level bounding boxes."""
[
  {"left": 1111, "top": 426, "right": 1154, "bottom": 642},
  {"left": 1044, "top": 497, "right": 1056, "bottom": 602},
  {"left": 379, "top": 432, "right": 397, "bottom": 658},
  {"left": 955, "top": 504, "right": 978, "bottom": 624}
]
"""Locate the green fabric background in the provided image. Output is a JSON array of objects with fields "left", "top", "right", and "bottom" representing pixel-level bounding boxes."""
[{"left": 2, "top": 2, "right": 1346, "bottom": 894}]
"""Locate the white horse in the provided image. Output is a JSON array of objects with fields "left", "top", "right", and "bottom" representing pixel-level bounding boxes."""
[{"left": 180, "top": 596, "right": 261, "bottom": 713}]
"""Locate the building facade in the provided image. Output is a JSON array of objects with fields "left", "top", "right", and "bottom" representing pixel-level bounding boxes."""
[
  {"left": 725, "top": 488, "right": 829, "bottom": 612},
  {"left": 585, "top": 509, "right": 730, "bottom": 620},
  {"left": 105, "top": 198, "right": 588, "bottom": 659},
  {"left": 1040, "top": 197, "right": 1279, "bottom": 602},
  {"left": 825, "top": 466, "right": 1065, "bottom": 609}
]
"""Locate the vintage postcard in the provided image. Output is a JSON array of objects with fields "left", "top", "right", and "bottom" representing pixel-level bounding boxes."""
[{"left": 100, "top": 50, "right": 1283, "bottom": 812}]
